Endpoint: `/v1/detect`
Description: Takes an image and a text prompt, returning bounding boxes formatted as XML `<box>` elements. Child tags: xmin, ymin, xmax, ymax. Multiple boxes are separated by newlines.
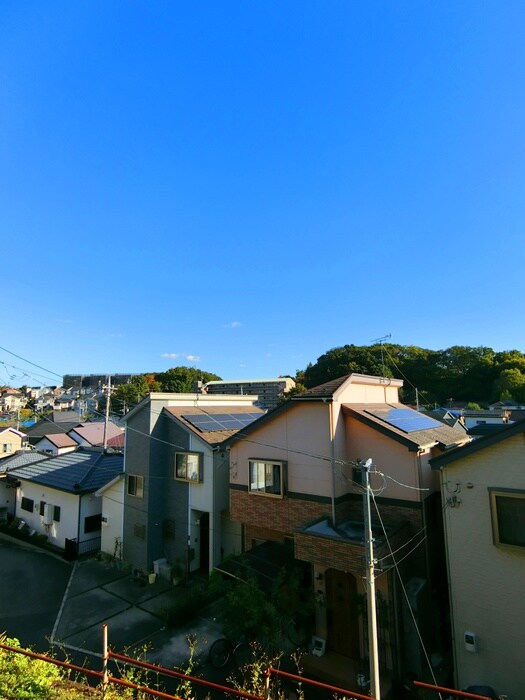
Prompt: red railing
<box><xmin>414</xmin><ymin>680</ymin><xmax>497</xmax><ymax>699</ymax></box>
<box><xmin>0</xmin><ymin>628</ymin><xmax>500</xmax><ymax>700</ymax></box>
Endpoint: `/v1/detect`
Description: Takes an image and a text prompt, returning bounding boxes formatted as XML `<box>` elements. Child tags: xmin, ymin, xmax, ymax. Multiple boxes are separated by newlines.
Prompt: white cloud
<box><xmin>185</xmin><ymin>354</ymin><xmax>201</xmax><ymax>362</ymax></box>
<box><xmin>161</xmin><ymin>353</ymin><xmax>180</xmax><ymax>359</ymax></box>
<box><xmin>223</xmin><ymin>321</ymin><xmax>242</xmax><ymax>329</ymax></box>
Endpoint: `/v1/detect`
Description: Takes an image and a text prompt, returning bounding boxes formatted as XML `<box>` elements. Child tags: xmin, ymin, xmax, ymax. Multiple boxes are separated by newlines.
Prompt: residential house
<box><xmin>226</xmin><ymin>373</ymin><xmax>470</xmax><ymax>686</ymax></box>
<box><xmin>68</xmin><ymin>421</ymin><xmax>124</xmax><ymax>448</ymax></box>
<box><xmin>122</xmin><ymin>392</ymin><xmax>265</xmax><ymax>578</ymax></box>
<box><xmin>95</xmin><ymin>474</ymin><xmax>124</xmax><ymax>559</ymax></box>
<box><xmin>430</xmin><ymin>420</ymin><xmax>525</xmax><ymax>698</ymax></box>
<box><xmin>461</xmin><ymin>409</ymin><xmax>510</xmax><ymax>431</ymax></box>
<box><xmin>0</xmin><ymin>391</ymin><xmax>26</xmax><ymax>413</ymax></box>
<box><xmin>0</xmin><ymin>450</ymin><xmax>48</xmax><ymax>519</ymax></box>
<box><xmin>33</xmin><ymin>433</ymin><xmax>79</xmax><ymax>456</ymax></box>
<box><xmin>0</xmin><ymin>427</ymin><xmax>27</xmax><ymax>458</ymax></box>
<box><xmin>11</xmin><ymin>448</ymin><xmax>124</xmax><ymax>554</ymax></box>
<box><xmin>25</xmin><ymin>412</ymin><xmax>81</xmax><ymax>447</ymax></box>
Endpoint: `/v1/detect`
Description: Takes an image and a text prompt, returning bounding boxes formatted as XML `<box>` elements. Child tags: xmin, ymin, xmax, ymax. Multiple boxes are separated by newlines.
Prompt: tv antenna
<box><xmin>370</xmin><ymin>333</ymin><xmax>391</xmax><ymax>376</ymax></box>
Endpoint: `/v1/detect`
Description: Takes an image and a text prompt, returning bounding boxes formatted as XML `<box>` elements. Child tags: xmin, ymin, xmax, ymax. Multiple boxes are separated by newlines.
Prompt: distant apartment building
<box><xmin>200</xmin><ymin>377</ymin><xmax>295</xmax><ymax>410</ymax></box>
<box><xmin>63</xmin><ymin>374</ymin><xmax>136</xmax><ymax>390</ymax></box>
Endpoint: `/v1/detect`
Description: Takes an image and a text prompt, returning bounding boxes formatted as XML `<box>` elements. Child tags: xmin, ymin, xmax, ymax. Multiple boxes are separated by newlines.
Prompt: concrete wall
<box><xmin>440</xmin><ymin>433</ymin><xmax>525</xmax><ymax>698</ymax></box>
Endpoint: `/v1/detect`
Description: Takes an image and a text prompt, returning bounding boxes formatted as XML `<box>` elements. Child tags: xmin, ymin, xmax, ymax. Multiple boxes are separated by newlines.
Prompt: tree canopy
<box><xmin>301</xmin><ymin>343</ymin><xmax>525</xmax><ymax>406</ymax></box>
<box><xmin>108</xmin><ymin>367</ymin><xmax>222</xmax><ymax>415</ymax></box>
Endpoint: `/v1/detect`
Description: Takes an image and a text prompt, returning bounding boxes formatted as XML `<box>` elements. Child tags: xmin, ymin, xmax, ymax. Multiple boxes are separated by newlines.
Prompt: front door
<box><xmin>325</xmin><ymin>568</ymin><xmax>360</xmax><ymax>658</ymax></box>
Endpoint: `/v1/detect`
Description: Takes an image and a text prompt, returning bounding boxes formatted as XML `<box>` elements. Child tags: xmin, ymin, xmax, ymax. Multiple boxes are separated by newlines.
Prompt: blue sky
<box><xmin>2</xmin><ymin>1</ymin><xmax>525</xmax><ymax>387</ymax></box>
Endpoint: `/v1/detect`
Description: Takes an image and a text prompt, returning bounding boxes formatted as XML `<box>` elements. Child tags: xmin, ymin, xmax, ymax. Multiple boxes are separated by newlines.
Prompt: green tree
<box><xmin>154</xmin><ymin>366</ymin><xmax>221</xmax><ymax>393</ymax></box>
<box><xmin>493</xmin><ymin>368</ymin><xmax>525</xmax><ymax>403</ymax></box>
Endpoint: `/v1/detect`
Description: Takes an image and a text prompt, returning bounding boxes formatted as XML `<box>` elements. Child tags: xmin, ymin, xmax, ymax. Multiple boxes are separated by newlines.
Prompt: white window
<box><xmin>175</xmin><ymin>452</ymin><xmax>202</xmax><ymax>482</ymax></box>
<box><xmin>127</xmin><ymin>474</ymin><xmax>144</xmax><ymax>498</ymax></box>
<box><xmin>489</xmin><ymin>488</ymin><xmax>525</xmax><ymax>549</ymax></box>
<box><xmin>249</xmin><ymin>460</ymin><xmax>286</xmax><ymax>497</ymax></box>
<box><xmin>2</xmin><ymin>443</ymin><xmax>12</xmax><ymax>453</ymax></box>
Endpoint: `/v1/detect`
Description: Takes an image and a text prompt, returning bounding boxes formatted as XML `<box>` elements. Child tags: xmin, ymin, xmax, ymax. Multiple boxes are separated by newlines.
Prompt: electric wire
<box><xmin>0</xmin><ymin>343</ymin><xmax>63</xmax><ymax>380</ymax></box>
<box><xmin>371</xmin><ymin>490</ymin><xmax>443</xmax><ymax>700</ymax></box>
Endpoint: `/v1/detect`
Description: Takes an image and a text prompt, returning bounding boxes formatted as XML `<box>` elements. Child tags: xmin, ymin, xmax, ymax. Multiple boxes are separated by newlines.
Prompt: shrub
<box><xmin>0</xmin><ymin>636</ymin><xmax>61</xmax><ymax>699</ymax></box>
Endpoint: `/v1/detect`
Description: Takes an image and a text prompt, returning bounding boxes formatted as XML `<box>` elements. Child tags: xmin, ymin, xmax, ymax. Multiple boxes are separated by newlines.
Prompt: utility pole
<box><xmin>361</xmin><ymin>457</ymin><xmax>381</xmax><ymax>700</ymax></box>
<box><xmin>103</xmin><ymin>376</ymin><xmax>111</xmax><ymax>450</ymax></box>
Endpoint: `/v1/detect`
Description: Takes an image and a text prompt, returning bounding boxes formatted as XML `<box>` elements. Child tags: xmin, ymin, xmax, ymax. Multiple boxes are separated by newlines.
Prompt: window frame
<box><xmin>127</xmin><ymin>474</ymin><xmax>144</xmax><ymax>498</ymax></box>
<box><xmin>84</xmin><ymin>514</ymin><xmax>102</xmax><ymax>534</ymax></box>
<box><xmin>489</xmin><ymin>487</ymin><xmax>525</xmax><ymax>551</ymax></box>
<box><xmin>21</xmin><ymin>496</ymin><xmax>34</xmax><ymax>513</ymax></box>
<box><xmin>174</xmin><ymin>452</ymin><xmax>203</xmax><ymax>483</ymax></box>
<box><xmin>248</xmin><ymin>459</ymin><xmax>287</xmax><ymax>498</ymax></box>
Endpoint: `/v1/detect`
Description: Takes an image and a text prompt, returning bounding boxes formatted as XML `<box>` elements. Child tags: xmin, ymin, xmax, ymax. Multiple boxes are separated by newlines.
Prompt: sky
<box><xmin>2</xmin><ymin>1</ymin><xmax>525</xmax><ymax>388</ymax></box>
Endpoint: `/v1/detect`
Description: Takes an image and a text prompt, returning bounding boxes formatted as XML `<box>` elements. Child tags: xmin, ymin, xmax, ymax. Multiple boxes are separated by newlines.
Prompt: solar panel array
<box><xmin>182</xmin><ymin>412</ymin><xmax>263</xmax><ymax>432</ymax></box>
<box><xmin>365</xmin><ymin>407</ymin><xmax>443</xmax><ymax>433</ymax></box>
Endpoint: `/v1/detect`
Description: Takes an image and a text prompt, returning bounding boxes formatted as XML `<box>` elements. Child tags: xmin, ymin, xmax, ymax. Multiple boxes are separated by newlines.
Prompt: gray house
<box><xmin>122</xmin><ymin>392</ymin><xmax>265</xmax><ymax>578</ymax></box>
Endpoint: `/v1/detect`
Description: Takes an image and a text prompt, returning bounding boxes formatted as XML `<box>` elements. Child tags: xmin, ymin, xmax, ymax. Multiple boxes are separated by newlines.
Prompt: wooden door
<box><xmin>325</xmin><ymin>568</ymin><xmax>360</xmax><ymax>658</ymax></box>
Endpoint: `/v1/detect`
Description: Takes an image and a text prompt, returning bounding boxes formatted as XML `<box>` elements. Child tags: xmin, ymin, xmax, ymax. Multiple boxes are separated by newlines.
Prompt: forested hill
<box><xmin>300</xmin><ymin>344</ymin><xmax>525</xmax><ymax>407</ymax></box>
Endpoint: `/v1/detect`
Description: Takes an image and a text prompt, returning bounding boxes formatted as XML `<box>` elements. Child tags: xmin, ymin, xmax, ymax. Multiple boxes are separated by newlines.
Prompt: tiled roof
<box><xmin>0</xmin><ymin>450</ymin><xmax>48</xmax><ymax>474</ymax></box>
<box><xmin>342</xmin><ymin>403</ymin><xmax>471</xmax><ymax>452</ymax></box>
<box><xmin>37</xmin><ymin>433</ymin><xmax>78</xmax><ymax>448</ymax></box>
<box><xmin>26</xmin><ymin>420</ymin><xmax>81</xmax><ymax>441</ymax></box>
<box><xmin>107</xmin><ymin>432</ymin><xmax>124</xmax><ymax>448</ymax></box>
<box><xmin>69</xmin><ymin>422</ymin><xmax>124</xmax><ymax>446</ymax></box>
<box><xmin>10</xmin><ymin>449</ymin><xmax>124</xmax><ymax>493</ymax></box>
<box><xmin>293</xmin><ymin>375</ymin><xmax>351</xmax><ymax>399</ymax></box>
<box><xmin>431</xmin><ymin>416</ymin><xmax>525</xmax><ymax>469</ymax></box>
<box><xmin>163</xmin><ymin>405</ymin><xmax>266</xmax><ymax>445</ymax></box>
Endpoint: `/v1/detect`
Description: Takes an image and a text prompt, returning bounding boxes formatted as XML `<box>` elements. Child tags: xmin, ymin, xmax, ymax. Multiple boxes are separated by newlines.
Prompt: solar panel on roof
<box><xmin>365</xmin><ymin>408</ymin><xmax>443</xmax><ymax>433</ymax></box>
<box><xmin>182</xmin><ymin>412</ymin><xmax>263</xmax><ymax>432</ymax></box>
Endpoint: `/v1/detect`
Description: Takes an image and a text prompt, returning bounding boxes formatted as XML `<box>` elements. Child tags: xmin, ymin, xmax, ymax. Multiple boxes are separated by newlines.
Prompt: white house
<box><xmin>11</xmin><ymin>448</ymin><xmax>123</xmax><ymax>554</ymax></box>
<box><xmin>33</xmin><ymin>433</ymin><xmax>79</xmax><ymax>456</ymax></box>
<box><xmin>95</xmin><ymin>474</ymin><xmax>124</xmax><ymax>559</ymax></box>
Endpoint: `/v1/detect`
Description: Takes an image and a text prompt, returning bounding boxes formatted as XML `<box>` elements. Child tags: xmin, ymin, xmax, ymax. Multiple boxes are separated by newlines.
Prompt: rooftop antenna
<box><xmin>370</xmin><ymin>334</ymin><xmax>391</xmax><ymax>377</ymax></box>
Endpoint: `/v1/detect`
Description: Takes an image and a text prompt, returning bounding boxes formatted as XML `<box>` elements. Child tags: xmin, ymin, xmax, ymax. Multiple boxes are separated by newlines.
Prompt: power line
<box><xmin>0</xmin><ymin>344</ymin><xmax>63</xmax><ymax>380</ymax></box>
<box><xmin>371</xmin><ymin>490</ymin><xmax>443</xmax><ymax>699</ymax></box>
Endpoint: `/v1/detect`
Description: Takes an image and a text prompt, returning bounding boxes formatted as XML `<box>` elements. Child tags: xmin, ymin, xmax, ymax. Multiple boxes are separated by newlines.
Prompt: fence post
<box><xmin>102</xmin><ymin>624</ymin><xmax>108</xmax><ymax>700</ymax></box>
<box><xmin>264</xmin><ymin>667</ymin><xmax>271</xmax><ymax>700</ymax></box>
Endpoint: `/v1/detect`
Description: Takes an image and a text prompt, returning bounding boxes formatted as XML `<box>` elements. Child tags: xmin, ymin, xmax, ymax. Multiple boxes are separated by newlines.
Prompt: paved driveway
<box><xmin>0</xmin><ymin>536</ymin><xmax>222</xmax><ymax>670</ymax></box>
<box><xmin>0</xmin><ymin>536</ymin><xmax>72</xmax><ymax>650</ymax></box>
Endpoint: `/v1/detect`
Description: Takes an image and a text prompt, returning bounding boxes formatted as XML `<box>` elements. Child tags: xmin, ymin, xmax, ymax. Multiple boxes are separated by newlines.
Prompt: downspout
<box><xmin>325</xmin><ymin>399</ymin><xmax>336</xmax><ymax>526</ymax></box>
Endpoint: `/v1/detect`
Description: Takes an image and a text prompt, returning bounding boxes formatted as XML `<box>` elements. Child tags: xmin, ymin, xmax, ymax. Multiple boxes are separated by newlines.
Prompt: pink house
<box><xmin>227</xmin><ymin>373</ymin><xmax>469</xmax><ymax>690</ymax></box>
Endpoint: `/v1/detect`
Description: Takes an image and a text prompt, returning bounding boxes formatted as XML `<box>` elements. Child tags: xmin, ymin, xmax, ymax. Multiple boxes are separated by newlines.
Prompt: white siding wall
<box><xmin>100</xmin><ymin>478</ymin><xmax>124</xmax><ymax>557</ymax></box>
<box><xmin>16</xmin><ymin>481</ymin><xmax>79</xmax><ymax>548</ymax></box>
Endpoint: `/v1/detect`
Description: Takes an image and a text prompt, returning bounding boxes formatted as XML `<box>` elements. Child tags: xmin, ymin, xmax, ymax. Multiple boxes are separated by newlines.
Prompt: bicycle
<box><xmin>208</xmin><ymin>635</ymin><xmax>251</xmax><ymax>669</ymax></box>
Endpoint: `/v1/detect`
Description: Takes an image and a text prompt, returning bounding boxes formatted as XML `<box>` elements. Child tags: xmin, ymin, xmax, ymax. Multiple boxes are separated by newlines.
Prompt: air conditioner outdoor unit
<box><xmin>43</xmin><ymin>504</ymin><xmax>53</xmax><ymax>526</ymax></box>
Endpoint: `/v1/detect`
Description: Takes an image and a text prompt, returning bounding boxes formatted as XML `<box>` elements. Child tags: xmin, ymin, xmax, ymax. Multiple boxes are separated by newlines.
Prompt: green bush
<box><xmin>0</xmin><ymin>636</ymin><xmax>61</xmax><ymax>699</ymax></box>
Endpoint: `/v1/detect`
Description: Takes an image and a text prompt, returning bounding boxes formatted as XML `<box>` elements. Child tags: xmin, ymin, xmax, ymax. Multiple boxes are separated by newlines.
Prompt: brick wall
<box><xmin>231</xmin><ymin>489</ymin><xmax>331</xmax><ymax>537</ymax></box>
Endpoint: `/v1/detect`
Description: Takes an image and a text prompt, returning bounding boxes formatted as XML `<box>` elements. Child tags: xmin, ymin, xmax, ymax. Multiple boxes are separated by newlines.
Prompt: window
<box><xmin>175</xmin><ymin>452</ymin><xmax>202</xmax><ymax>482</ymax></box>
<box><xmin>163</xmin><ymin>518</ymin><xmax>175</xmax><ymax>540</ymax></box>
<box><xmin>53</xmin><ymin>505</ymin><xmax>61</xmax><ymax>522</ymax></box>
<box><xmin>490</xmin><ymin>488</ymin><xmax>525</xmax><ymax>549</ymax></box>
<box><xmin>84</xmin><ymin>514</ymin><xmax>102</xmax><ymax>533</ymax></box>
<box><xmin>127</xmin><ymin>474</ymin><xmax>144</xmax><ymax>498</ymax></box>
<box><xmin>2</xmin><ymin>443</ymin><xmax>12</xmax><ymax>453</ymax></box>
<box><xmin>39</xmin><ymin>501</ymin><xmax>46</xmax><ymax>516</ymax></box>
<box><xmin>134</xmin><ymin>522</ymin><xmax>146</xmax><ymax>540</ymax></box>
<box><xmin>21</xmin><ymin>496</ymin><xmax>34</xmax><ymax>512</ymax></box>
<box><xmin>249</xmin><ymin>460</ymin><xmax>287</xmax><ymax>497</ymax></box>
